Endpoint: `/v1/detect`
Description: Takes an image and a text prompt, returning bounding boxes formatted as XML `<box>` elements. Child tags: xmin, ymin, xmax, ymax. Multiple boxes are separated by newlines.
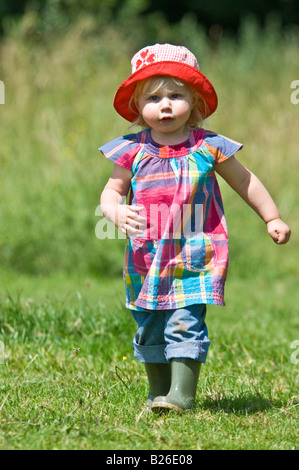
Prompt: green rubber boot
<box><xmin>151</xmin><ymin>358</ymin><xmax>201</xmax><ymax>413</ymax></box>
<box><xmin>144</xmin><ymin>363</ymin><xmax>171</xmax><ymax>409</ymax></box>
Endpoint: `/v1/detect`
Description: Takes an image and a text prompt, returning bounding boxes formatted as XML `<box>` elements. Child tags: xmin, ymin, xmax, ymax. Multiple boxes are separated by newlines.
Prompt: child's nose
<box><xmin>160</xmin><ymin>97</ymin><xmax>172</xmax><ymax>109</ymax></box>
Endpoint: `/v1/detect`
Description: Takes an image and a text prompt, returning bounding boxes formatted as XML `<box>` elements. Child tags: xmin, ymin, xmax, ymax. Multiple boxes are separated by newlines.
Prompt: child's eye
<box><xmin>148</xmin><ymin>95</ymin><xmax>159</xmax><ymax>101</ymax></box>
<box><xmin>171</xmin><ymin>93</ymin><xmax>181</xmax><ymax>99</ymax></box>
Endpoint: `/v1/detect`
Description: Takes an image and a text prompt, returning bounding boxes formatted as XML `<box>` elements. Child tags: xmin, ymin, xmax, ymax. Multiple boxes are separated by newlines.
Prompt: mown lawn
<box><xmin>0</xmin><ymin>271</ymin><xmax>298</xmax><ymax>450</ymax></box>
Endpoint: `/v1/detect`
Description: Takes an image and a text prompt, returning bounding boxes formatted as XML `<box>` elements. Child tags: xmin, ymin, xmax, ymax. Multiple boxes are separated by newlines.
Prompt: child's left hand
<box><xmin>267</xmin><ymin>218</ymin><xmax>291</xmax><ymax>244</ymax></box>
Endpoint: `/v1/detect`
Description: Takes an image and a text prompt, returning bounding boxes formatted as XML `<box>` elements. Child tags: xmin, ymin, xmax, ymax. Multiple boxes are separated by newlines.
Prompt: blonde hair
<box><xmin>129</xmin><ymin>76</ymin><xmax>209</xmax><ymax>129</ymax></box>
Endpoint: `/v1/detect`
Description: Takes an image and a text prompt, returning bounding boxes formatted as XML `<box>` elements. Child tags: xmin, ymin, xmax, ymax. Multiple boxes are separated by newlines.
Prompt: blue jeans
<box><xmin>131</xmin><ymin>304</ymin><xmax>210</xmax><ymax>364</ymax></box>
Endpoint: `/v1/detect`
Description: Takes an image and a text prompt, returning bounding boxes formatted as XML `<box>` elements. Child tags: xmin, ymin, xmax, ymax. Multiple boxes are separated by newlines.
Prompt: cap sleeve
<box><xmin>99</xmin><ymin>133</ymin><xmax>141</xmax><ymax>171</ymax></box>
<box><xmin>203</xmin><ymin>130</ymin><xmax>243</xmax><ymax>164</ymax></box>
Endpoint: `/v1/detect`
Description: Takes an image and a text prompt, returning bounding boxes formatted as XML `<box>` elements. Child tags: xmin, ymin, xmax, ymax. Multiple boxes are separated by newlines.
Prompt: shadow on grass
<box><xmin>198</xmin><ymin>393</ymin><xmax>283</xmax><ymax>415</ymax></box>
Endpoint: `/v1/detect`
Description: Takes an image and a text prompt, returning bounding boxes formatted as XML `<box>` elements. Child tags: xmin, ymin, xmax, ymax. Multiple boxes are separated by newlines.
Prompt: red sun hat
<box><xmin>113</xmin><ymin>43</ymin><xmax>218</xmax><ymax>122</ymax></box>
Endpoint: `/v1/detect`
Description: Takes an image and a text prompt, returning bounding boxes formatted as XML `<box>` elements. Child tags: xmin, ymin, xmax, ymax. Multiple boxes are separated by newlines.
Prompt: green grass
<box><xmin>0</xmin><ymin>275</ymin><xmax>298</xmax><ymax>450</ymax></box>
<box><xmin>0</xmin><ymin>17</ymin><xmax>298</xmax><ymax>449</ymax></box>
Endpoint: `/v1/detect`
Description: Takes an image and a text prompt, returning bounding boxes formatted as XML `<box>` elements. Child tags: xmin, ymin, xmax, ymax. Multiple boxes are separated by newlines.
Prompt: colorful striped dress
<box><xmin>99</xmin><ymin>128</ymin><xmax>242</xmax><ymax>311</ymax></box>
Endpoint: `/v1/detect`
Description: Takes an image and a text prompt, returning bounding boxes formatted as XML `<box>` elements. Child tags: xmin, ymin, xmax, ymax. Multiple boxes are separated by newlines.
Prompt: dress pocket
<box><xmin>181</xmin><ymin>233</ymin><xmax>215</xmax><ymax>272</ymax></box>
<box><xmin>131</xmin><ymin>238</ymin><xmax>159</xmax><ymax>276</ymax></box>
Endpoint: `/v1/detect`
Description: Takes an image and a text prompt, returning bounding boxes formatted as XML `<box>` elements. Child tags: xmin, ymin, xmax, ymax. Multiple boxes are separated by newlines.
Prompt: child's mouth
<box><xmin>160</xmin><ymin>117</ymin><xmax>173</xmax><ymax>123</ymax></box>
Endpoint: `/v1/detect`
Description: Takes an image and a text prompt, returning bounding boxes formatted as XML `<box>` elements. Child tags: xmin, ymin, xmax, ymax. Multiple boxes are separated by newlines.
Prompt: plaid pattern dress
<box><xmin>99</xmin><ymin>128</ymin><xmax>242</xmax><ymax>310</ymax></box>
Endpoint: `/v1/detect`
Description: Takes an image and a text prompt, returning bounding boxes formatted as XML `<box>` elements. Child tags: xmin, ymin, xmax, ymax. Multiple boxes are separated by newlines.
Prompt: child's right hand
<box><xmin>117</xmin><ymin>205</ymin><xmax>146</xmax><ymax>237</ymax></box>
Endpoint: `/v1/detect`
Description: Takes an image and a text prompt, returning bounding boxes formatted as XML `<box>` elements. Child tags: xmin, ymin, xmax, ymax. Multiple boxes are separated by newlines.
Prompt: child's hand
<box><xmin>117</xmin><ymin>205</ymin><xmax>146</xmax><ymax>237</ymax></box>
<box><xmin>267</xmin><ymin>218</ymin><xmax>291</xmax><ymax>244</ymax></box>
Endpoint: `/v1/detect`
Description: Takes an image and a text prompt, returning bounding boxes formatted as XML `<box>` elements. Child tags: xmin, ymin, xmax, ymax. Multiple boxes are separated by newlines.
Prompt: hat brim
<box><xmin>113</xmin><ymin>61</ymin><xmax>218</xmax><ymax>122</ymax></box>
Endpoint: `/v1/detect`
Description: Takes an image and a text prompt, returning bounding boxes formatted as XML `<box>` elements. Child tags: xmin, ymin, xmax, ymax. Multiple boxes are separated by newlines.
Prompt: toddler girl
<box><xmin>99</xmin><ymin>44</ymin><xmax>291</xmax><ymax>413</ymax></box>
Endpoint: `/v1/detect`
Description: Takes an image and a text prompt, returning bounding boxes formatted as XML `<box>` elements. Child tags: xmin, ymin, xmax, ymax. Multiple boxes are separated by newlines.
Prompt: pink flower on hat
<box><xmin>135</xmin><ymin>49</ymin><xmax>156</xmax><ymax>70</ymax></box>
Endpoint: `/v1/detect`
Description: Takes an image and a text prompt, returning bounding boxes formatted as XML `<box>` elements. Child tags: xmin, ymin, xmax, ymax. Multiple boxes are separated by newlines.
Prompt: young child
<box><xmin>99</xmin><ymin>44</ymin><xmax>291</xmax><ymax>413</ymax></box>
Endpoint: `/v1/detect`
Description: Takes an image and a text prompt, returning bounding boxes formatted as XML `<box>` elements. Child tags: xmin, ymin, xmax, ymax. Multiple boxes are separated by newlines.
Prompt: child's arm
<box><xmin>215</xmin><ymin>156</ymin><xmax>291</xmax><ymax>244</ymax></box>
<box><xmin>100</xmin><ymin>164</ymin><xmax>146</xmax><ymax>237</ymax></box>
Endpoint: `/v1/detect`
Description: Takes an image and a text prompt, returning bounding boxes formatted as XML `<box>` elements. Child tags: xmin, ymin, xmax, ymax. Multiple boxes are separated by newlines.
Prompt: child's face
<box><xmin>137</xmin><ymin>80</ymin><xmax>196</xmax><ymax>144</ymax></box>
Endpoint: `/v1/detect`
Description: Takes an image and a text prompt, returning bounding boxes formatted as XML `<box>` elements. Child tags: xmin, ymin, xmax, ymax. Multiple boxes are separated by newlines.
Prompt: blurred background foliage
<box><xmin>1</xmin><ymin>0</ymin><xmax>299</xmax><ymax>42</ymax></box>
<box><xmin>0</xmin><ymin>1</ymin><xmax>298</xmax><ymax>281</ymax></box>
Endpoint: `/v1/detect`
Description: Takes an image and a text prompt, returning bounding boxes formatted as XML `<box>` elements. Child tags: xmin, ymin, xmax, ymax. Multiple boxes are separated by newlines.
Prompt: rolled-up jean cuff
<box><xmin>132</xmin><ymin>338</ymin><xmax>210</xmax><ymax>364</ymax></box>
<box><xmin>132</xmin><ymin>338</ymin><xmax>168</xmax><ymax>363</ymax></box>
<box><xmin>165</xmin><ymin>340</ymin><xmax>210</xmax><ymax>363</ymax></box>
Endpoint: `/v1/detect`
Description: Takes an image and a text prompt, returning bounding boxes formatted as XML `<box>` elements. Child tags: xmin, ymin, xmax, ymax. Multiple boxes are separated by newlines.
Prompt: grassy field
<box><xmin>0</xmin><ymin>17</ymin><xmax>298</xmax><ymax>450</ymax></box>
<box><xmin>0</xmin><ymin>274</ymin><xmax>298</xmax><ymax>450</ymax></box>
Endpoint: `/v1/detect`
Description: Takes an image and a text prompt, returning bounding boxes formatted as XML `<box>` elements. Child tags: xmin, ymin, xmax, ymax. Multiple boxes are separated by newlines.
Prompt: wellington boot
<box><xmin>151</xmin><ymin>358</ymin><xmax>201</xmax><ymax>413</ymax></box>
<box><xmin>144</xmin><ymin>363</ymin><xmax>171</xmax><ymax>409</ymax></box>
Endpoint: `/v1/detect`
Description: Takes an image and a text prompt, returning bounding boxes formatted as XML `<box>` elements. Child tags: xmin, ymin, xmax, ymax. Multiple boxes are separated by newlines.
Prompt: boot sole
<box><xmin>151</xmin><ymin>399</ymin><xmax>194</xmax><ymax>413</ymax></box>
<box><xmin>151</xmin><ymin>401</ymin><xmax>184</xmax><ymax>413</ymax></box>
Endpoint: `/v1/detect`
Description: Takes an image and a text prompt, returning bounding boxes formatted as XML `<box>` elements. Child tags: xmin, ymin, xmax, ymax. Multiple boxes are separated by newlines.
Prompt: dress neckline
<box><xmin>142</xmin><ymin>128</ymin><xmax>205</xmax><ymax>158</ymax></box>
